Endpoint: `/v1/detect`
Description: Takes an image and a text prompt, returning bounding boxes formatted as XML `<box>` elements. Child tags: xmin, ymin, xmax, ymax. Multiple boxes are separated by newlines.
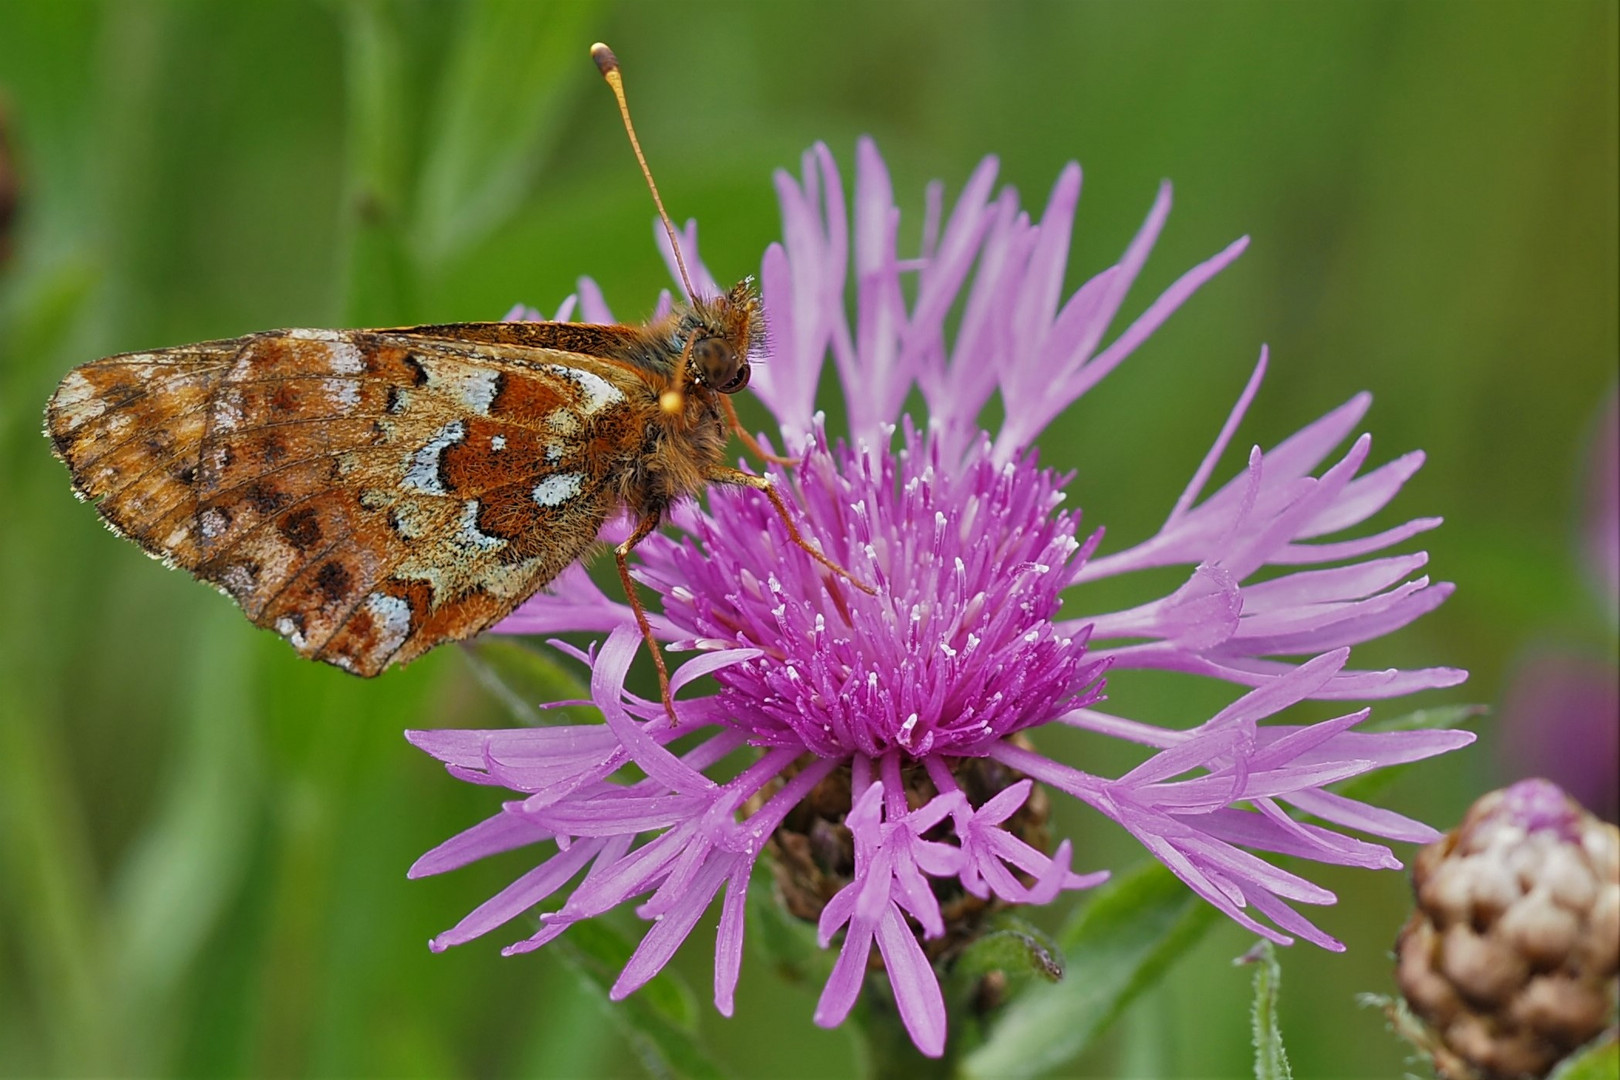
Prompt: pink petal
<box><xmin>876</xmin><ymin>903</ymin><xmax>949</xmax><ymax>1058</ymax></box>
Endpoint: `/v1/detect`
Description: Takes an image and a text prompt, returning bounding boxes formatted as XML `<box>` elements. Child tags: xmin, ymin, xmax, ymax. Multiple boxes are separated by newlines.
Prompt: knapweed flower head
<box><xmin>409</xmin><ymin>139</ymin><xmax>1472</xmax><ymax>1057</ymax></box>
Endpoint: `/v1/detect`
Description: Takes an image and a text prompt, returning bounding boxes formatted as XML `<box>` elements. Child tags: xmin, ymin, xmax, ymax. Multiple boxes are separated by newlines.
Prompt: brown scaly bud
<box><xmin>1395</xmin><ymin>778</ymin><xmax>1619</xmax><ymax>1079</ymax></box>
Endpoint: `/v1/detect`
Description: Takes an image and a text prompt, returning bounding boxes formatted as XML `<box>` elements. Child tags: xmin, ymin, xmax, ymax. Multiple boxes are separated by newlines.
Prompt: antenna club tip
<box><xmin>590</xmin><ymin>43</ymin><xmax>619</xmax><ymax>77</ymax></box>
<box><xmin>659</xmin><ymin>389</ymin><xmax>684</xmax><ymax>415</ymax></box>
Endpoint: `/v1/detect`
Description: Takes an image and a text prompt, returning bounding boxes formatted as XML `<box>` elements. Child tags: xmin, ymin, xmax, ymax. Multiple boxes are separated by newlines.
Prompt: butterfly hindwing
<box><xmin>46</xmin><ymin>326</ymin><xmax>658</xmax><ymax>675</ymax></box>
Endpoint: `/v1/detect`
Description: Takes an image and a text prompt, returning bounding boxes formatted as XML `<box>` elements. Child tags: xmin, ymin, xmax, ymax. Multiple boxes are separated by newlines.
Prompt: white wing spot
<box><xmin>364</xmin><ymin>592</ymin><xmax>412</xmax><ymax>656</ymax></box>
<box><xmin>220</xmin><ymin>564</ymin><xmax>255</xmax><ymax>597</ymax></box>
<box><xmin>545</xmin><ymin>365</ymin><xmax>624</xmax><ymax>415</ymax></box>
<box><xmin>327</xmin><ymin>341</ymin><xmax>364</xmax><ymax>374</ymax></box>
<box><xmin>200</xmin><ymin>508</ymin><xmax>228</xmax><ymax>540</ymax></box>
<box><xmin>490</xmin><ymin>434</ymin><xmax>506</xmax><ymax>451</ymax></box>
<box><xmin>532</xmin><ymin>473</ymin><xmax>583</xmax><ymax>508</ymax></box>
<box><xmin>210</xmin><ymin>391</ymin><xmax>244</xmax><ymax>432</ymax></box>
<box><xmin>545</xmin><ymin>411</ymin><xmax>579</xmax><ymax>436</ymax></box>
<box><xmin>419</xmin><ymin>357</ymin><xmax>500</xmax><ymax>415</ymax></box>
<box><xmin>403</xmin><ymin>420</ymin><xmax>465</xmax><ymax>495</ymax></box>
<box><xmin>274</xmin><ymin>617</ymin><xmax>308</xmax><ymax>649</ymax></box>
<box><xmin>324</xmin><ymin>378</ymin><xmax>361</xmax><ymax>410</ymax></box>
<box><xmin>454</xmin><ymin>500</ymin><xmax>505</xmax><ymax>553</ymax></box>
<box><xmin>543</xmin><ymin>439</ymin><xmax>565</xmax><ymax>463</ymax></box>
<box><xmin>51</xmin><ymin>370</ymin><xmax>105</xmax><ymax>429</ymax></box>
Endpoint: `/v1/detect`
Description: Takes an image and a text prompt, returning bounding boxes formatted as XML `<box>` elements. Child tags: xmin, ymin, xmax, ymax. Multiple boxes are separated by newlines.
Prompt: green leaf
<box><xmin>1238</xmin><ymin>939</ymin><xmax>1292</xmax><ymax>1080</ymax></box>
<box><xmin>554</xmin><ymin>918</ymin><xmax>727</xmax><ymax>1080</ymax></box>
<box><xmin>1548</xmin><ymin>1034</ymin><xmax>1619</xmax><ymax>1080</ymax></box>
<box><xmin>412</xmin><ymin>0</ymin><xmax>599</xmax><ymax>265</ymax></box>
<box><xmin>1361</xmin><ymin>704</ymin><xmax>1489</xmax><ymax>735</ymax></box>
<box><xmin>950</xmin><ymin>915</ymin><xmax>1064</xmax><ymax>989</ymax></box>
<box><xmin>959</xmin><ymin>861</ymin><xmax>1218</xmax><ymax>1080</ymax></box>
<box><xmin>459</xmin><ymin>637</ymin><xmax>598</xmax><ymax>725</ymax></box>
<box><xmin>1332</xmin><ymin>704</ymin><xmax>1487</xmax><ymax>803</ymax></box>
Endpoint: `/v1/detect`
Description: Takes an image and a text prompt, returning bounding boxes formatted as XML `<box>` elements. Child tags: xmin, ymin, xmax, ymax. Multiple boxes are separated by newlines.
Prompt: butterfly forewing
<box><xmin>47</xmin><ymin>327</ymin><xmax>654</xmax><ymax>675</ymax></box>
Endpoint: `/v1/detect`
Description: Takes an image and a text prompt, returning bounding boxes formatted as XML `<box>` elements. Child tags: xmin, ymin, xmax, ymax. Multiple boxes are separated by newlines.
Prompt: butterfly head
<box><xmin>666</xmin><ymin>278</ymin><xmax>763</xmax><ymax>412</ymax></box>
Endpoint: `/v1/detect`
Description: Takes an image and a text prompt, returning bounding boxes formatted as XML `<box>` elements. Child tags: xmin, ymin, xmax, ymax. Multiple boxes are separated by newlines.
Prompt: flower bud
<box><xmin>1395</xmin><ymin>779</ymin><xmax>1619</xmax><ymax>1078</ymax></box>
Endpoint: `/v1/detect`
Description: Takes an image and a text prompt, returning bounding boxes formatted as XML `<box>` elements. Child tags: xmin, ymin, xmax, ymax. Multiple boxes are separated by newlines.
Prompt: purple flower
<box><xmin>408</xmin><ymin>139</ymin><xmax>1471</xmax><ymax>1057</ymax></box>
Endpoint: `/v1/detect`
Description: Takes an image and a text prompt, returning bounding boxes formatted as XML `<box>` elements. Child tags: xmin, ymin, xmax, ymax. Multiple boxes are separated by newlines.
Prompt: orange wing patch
<box><xmin>46</xmin><ymin>329</ymin><xmax>652</xmax><ymax>675</ymax></box>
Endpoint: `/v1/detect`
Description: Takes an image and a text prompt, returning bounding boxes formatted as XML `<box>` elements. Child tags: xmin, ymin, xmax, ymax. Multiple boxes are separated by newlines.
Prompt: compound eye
<box><xmin>692</xmin><ymin>337</ymin><xmax>739</xmax><ymax>388</ymax></box>
<box><xmin>718</xmin><ymin>363</ymin><xmax>751</xmax><ymax>394</ymax></box>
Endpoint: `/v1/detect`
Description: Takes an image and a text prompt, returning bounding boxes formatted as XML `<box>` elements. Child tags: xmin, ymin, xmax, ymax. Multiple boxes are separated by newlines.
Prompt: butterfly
<box><xmin>44</xmin><ymin>43</ymin><xmax>865</xmax><ymax>715</ymax></box>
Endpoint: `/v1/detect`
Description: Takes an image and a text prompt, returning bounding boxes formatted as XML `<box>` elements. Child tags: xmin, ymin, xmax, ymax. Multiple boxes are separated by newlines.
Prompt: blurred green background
<box><xmin>1</xmin><ymin>2</ymin><xmax>1614</xmax><ymax>1077</ymax></box>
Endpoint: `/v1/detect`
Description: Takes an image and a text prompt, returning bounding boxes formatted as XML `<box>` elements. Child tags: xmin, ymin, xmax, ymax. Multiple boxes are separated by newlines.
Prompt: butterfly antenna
<box><xmin>592</xmin><ymin>43</ymin><xmax>699</xmax><ymax>307</ymax></box>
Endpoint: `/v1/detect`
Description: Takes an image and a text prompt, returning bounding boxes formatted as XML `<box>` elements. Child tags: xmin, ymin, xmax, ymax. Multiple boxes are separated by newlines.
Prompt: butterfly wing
<box><xmin>46</xmin><ymin>327</ymin><xmax>655</xmax><ymax>675</ymax></box>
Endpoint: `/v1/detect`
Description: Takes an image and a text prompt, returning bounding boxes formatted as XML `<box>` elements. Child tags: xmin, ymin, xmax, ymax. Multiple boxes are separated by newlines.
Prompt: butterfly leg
<box><xmin>705</xmin><ymin>466</ymin><xmax>877</xmax><ymax>596</ymax></box>
<box><xmin>615</xmin><ymin>511</ymin><xmax>679</xmax><ymax>723</ymax></box>
<box><xmin>719</xmin><ymin>394</ymin><xmax>800</xmax><ymax>467</ymax></box>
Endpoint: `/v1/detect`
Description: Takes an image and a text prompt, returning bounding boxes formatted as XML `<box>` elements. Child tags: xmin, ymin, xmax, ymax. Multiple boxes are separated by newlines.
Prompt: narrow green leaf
<box><xmin>1238</xmin><ymin>940</ymin><xmax>1292</xmax><ymax>1080</ymax></box>
<box><xmin>1332</xmin><ymin>704</ymin><xmax>1486</xmax><ymax>803</ymax></box>
<box><xmin>959</xmin><ymin>861</ymin><xmax>1218</xmax><ymax>1080</ymax></box>
<box><xmin>338</xmin><ymin>0</ymin><xmax>417</xmax><ymax>325</ymax></box>
<box><xmin>0</xmin><ymin>679</ymin><xmax>111</xmax><ymax>1073</ymax></box>
<box><xmin>107</xmin><ymin>606</ymin><xmax>261</xmax><ymax>1070</ymax></box>
<box><xmin>1361</xmin><ymin>704</ymin><xmax>1488</xmax><ymax>735</ymax></box>
<box><xmin>341</xmin><ymin>1</ymin><xmax>409</xmax><ymax>212</ymax></box>
<box><xmin>459</xmin><ymin>637</ymin><xmax>598</xmax><ymax>725</ymax></box>
<box><xmin>412</xmin><ymin>0</ymin><xmax>599</xmax><ymax>265</ymax></box>
<box><xmin>554</xmin><ymin>918</ymin><xmax>727</xmax><ymax>1080</ymax></box>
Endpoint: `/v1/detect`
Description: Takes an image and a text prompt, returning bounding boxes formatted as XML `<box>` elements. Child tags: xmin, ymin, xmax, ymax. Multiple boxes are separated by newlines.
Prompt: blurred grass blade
<box><xmin>0</xmin><ymin>257</ymin><xmax>98</xmax><ymax>443</ymax></box>
<box><xmin>0</xmin><ymin>680</ymin><xmax>110</xmax><ymax>1073</ymax></box>
<box><xmin>515</xmin><ymin>967</ymin><xmax>620</xmax><ymax>1079</ymax></box>
<box><xmin>412</xmin><ymin>0</ymin><xmax>598</xmax><ymax>266</ymax></box>
<box><xmin>1238</xmin><ymin>939</ymin><xmax>1292</xmax><ymax>1080</ymax></box>
<box><xmin>959</xmin><ymin>861</ymin><xmax>1217</xmax><ymax>1080</ymax></box>
<box><xmin>460</xmin><ymin>637</ymin><xmax>598</xmax><ymax>725</ymax></box>
<box><xmin>339</xmin><ymin>0</ymin><xmax>417</xmax><ymax>325</ymax></box>
<box><xmin>555</xmin><ymin>918</ymin><xmax>728</xmax><ymax>1080</ymax></box>
<box><xmin>107</xmin><ymin>606</ymin><xmax>260</xmax><ymax>1071</ymax></box>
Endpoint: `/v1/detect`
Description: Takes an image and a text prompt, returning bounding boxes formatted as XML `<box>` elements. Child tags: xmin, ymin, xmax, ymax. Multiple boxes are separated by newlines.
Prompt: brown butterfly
<box><xmin>44</xmin><ymin>43</ymin><xmax>864</xmax><ymax>715</ymax></box>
